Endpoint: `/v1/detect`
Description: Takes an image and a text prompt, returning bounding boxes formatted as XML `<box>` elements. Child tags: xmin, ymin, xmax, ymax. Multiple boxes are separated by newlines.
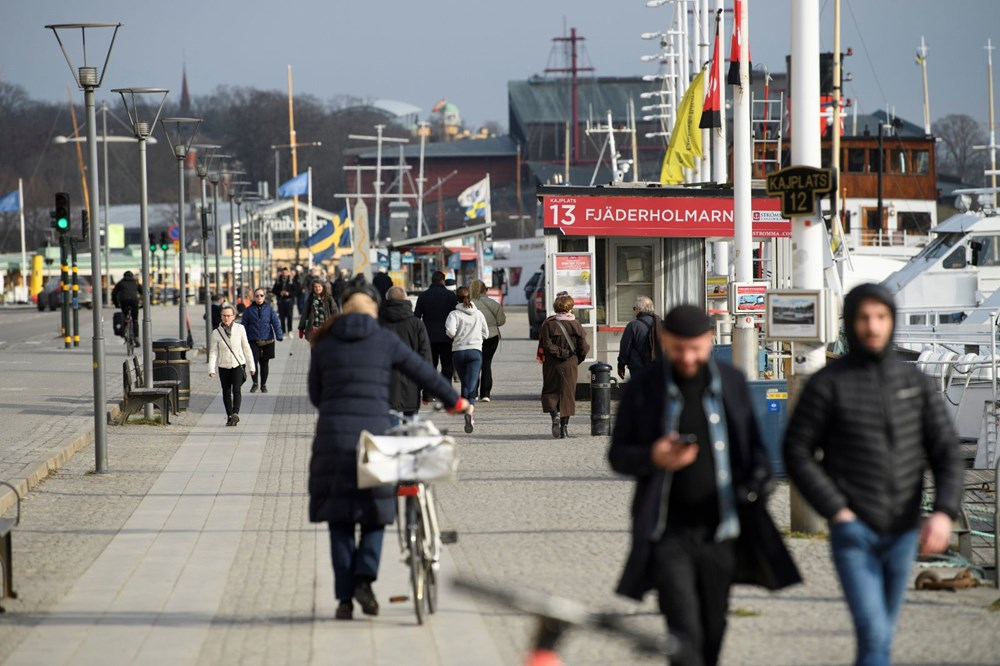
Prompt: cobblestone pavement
<box><xmin>1</xmin><ymin>310</ymin><xmax>998</xmax><ymax>665</ymax></box>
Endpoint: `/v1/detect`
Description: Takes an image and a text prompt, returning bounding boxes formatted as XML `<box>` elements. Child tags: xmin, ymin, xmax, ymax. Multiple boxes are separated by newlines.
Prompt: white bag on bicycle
<box><xmin>356</xmin><ymin>430</ymin><xmax>458</xmax><ymax>489</ymax></box>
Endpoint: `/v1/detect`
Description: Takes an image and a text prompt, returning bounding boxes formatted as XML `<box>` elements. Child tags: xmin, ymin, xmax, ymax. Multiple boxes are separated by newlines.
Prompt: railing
<box><xmin>851</xmin><ymin>229</ymin><xmax>931</xmax><ymax>248</ymax></box>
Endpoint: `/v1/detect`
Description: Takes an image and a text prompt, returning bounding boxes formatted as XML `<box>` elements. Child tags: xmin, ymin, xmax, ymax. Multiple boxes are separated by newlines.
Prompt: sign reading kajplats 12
<box><xmin>542</xmin><ymin>194</ymin><xmax>790</xmax><ymax>238</ymax></box>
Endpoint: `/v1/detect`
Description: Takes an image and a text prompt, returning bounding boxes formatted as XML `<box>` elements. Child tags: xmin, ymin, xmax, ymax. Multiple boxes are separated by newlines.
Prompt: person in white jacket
<box><xmin>208</xmin><ymin>304</ymin><xmax>256</xmax><ymax>426</ymax></box>
<box><xmin>445</xmin><ymin>286</ymin><xmax>489</xmax><ymax>433</ymax></box>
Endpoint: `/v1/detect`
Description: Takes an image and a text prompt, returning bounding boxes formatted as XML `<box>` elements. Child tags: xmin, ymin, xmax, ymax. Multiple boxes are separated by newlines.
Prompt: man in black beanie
<box><xmin>609</xmin><ymin>304</ymin><xmax>800</xmax><ymax>666</ymax></box>
<box><xmin>783</xmin><ymin>283</ymin><xmax>962</xmax><ymax>666</ymax></box>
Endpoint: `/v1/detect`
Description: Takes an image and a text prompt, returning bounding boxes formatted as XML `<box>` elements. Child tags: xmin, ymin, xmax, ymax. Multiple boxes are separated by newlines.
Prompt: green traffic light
<box><xmin>56</xmin><ymin>217</ymin><xmax>69</xmax><ymax>231</ymax></box>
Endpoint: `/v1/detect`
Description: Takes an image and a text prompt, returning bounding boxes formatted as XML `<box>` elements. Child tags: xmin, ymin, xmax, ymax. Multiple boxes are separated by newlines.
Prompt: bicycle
<box><xmin>121</xmin><ymin>309</ymin><xmax>136</xmax><ymax>357</ymax></box>
<box><xmin>452</xmin><ymin>577</ymin><xmax>677</xmax><ymax>665</ymax></box>
<box><xmin>383</xmin><ymin>409</ymin><xmax>457</xmax><ymax>625</ymax></box>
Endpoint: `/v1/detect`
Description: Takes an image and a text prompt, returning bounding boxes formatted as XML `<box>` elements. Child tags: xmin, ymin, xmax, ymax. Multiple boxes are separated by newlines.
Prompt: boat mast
<box><xmin>987</xmin><ymin>39</ymin><xmax>997</xmax><ymax>205</ymax></box>
<box><xmin>918</xmin><ymin>36</ymin><xmax>931</xmax><ymax>136</ymax></box>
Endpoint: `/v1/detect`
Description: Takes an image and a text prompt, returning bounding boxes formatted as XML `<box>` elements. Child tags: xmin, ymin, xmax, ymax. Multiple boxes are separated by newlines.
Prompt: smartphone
<box><xmin>675</xmin><ymin>433</ymin><xmax>698</xmax><ymax>446</ymax></box>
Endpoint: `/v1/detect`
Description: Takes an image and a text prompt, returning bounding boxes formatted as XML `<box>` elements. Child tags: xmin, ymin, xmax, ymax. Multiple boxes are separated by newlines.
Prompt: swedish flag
<box><xmin>307</xmin><ymin>220</ymin><xmax>337</xmax><ymax>263</ymax></box>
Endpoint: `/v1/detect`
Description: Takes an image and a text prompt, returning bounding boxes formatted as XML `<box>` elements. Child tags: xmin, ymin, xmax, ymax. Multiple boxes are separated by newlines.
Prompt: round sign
<box><xmin>168</xmin><ymin>224</ymin><xmax>180</xmax><ymax>240</ymax></box>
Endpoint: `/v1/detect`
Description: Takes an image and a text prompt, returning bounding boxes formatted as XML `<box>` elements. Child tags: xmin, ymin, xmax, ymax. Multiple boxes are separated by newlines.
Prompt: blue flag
<box><xmin>0</xmin><ymin>189</ymin><xmax>19</xmax><ymax>213</ymax></box>
<box><xmin>278</xmin><ymin>173</ymin><xmax>309</xmax><ymax>198</ymax></box>
<box><xmin>307</xmin><ymin>220</ymin><xmax>337</xmax><ymax>262</ymax></box>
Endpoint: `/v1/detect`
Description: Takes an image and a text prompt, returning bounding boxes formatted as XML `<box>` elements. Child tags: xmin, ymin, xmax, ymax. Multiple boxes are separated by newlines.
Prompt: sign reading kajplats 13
<box><xmin>765</xmin><ymin>166</ymin><xmax>834</xmax><ymax>217</ymax></box>
<box><xmin>542</xmin><ymin>194</ymin><xmax>790</xmax><ymax>237</ymax></box>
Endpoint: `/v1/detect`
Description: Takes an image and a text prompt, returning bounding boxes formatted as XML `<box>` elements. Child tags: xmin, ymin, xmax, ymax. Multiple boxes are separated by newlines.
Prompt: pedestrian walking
<box><xmin>210</xmin><ymin>293</ymin><xmax>224</xmax><ymax>331</ymax></box>
<box><xmin>445</xmin><ymin>286</ymin><xmax>489</xmax><ymax>434</ymax></box>
<box><xmin>379</xmin><ymin>285</ymin><xmax>432</xmax><ymax>419</ymax></box>
<box><xmin>538</xmin><ymin>294</ymin><xmax>589</xmax><ymax>438</ymax></box>
<box><xmin>271</xmin><ymin>266</ymin><xmax>299</xmax><ymax>335</ymax></box>
<box><xmin>243</xmin><ymin>287</ymin><xmax>284</xmax><ymax>394</ymax></box>
<box><xmin>308</xmin><ymin>276</ymin><xmax>470</xmax><ymax>621</ymax></box>
<box><xmin>414</xmin><ymin>271</ymin><xmax>458</xmax><ymax>398</ymax></box>
<box><xmin>783</xmin><ymin>283</ymin><xmax>963</xmax><ymax>666</ymax></box>
<box><xmin>470</xmin><ymin>279</ymin><xmax>506</xmax><ymax>402</ymax></box>
<box><xmin>609</xmin><ymin>304</ymin><xmax>800</xmax><ymax>666</ymax></box>
<box><xmin>617</xmin><ymin>295</ymin><xmax>661</xmax><ymax>380</ymax></box>
<box><xmin>299</xmin><ymin>278</ymin><xmax>337</xmax><ymax>342</ymax></box>
<box><xmin>372</xmin><ymin>269</ymin><xmax>393</xmax><ymax>303</ymax></box>
<box><xmin>331</xmin><ymin>268</ymin><xmax>350</xmax><ymax>307</ymax></box>
<box><xmin>208</xmin><ymin>304</ymin><xmax>256</xmax><ymax>426</ymax></box>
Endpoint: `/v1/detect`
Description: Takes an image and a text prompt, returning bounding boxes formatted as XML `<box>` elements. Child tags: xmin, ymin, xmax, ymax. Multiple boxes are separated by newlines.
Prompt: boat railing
<box><xmin>850</xmin><ymin>229</ymin><xmax>931</xmax><ymax>249</ymax></box>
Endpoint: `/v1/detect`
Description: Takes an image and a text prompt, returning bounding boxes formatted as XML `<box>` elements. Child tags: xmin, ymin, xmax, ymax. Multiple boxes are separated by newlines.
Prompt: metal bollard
<box><xmin>590</xmin><ymin>362</ymin><xmax>613</xmax><ymax>436</ymax></box>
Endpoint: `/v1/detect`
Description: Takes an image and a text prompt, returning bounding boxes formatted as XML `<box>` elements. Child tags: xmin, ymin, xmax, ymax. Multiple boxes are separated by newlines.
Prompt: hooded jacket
<box><xmin>307</xmin><ymin>313</ymin><xmax>459</xmax><ymax>525</ymax></box>
<box><xmin>445</xmin><ymin>303</ymin><xmax>489</xmax><ymax>352</ymax></box>
<box><xmin>782</xmin><ymin>283</ymin><xmax>963</xmax><ymax>534</ymax></box>
<box><xmin>379</xmin><ymin>298</ymin><xmax>432</xmax><ymax>413</ymax></box>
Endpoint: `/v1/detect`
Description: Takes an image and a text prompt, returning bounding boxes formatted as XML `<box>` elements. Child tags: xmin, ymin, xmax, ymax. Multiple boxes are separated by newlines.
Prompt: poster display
<box><xmin>551</xmin><ymin>253</ymin><xmax>594</xmax><ymax>308</ymax></box>
<box><xmin>733</xmin><ymin>282</ymin><xmax>768</xmax><ymax>314</ymax></box>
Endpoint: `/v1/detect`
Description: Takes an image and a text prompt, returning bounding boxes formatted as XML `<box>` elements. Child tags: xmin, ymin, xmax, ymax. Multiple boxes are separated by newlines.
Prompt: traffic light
<box><xmin>149</xmin><ymin>234</ymin><xmax>157</xmax><ymax>253</ymax></box>
<box><xmin>53</xmin><ymin>192</ymin><xmax>70</xmax><ymax>233</ymax></box>
<box><xmin>160</xmin><ymin>232</ymin><xmax>169</xmax><ymax>252</ymax></box>
<box><xmin>81</xmin><ymin>209</ymin><xmax>89</xmax><ymax>242</ymax></box>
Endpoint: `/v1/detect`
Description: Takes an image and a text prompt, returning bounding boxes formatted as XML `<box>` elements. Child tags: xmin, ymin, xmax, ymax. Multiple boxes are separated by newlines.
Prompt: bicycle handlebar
<box><xmin>451</xmin><ymin>577</ymin><xmax>676</xmax><ymax>657</ymax></box>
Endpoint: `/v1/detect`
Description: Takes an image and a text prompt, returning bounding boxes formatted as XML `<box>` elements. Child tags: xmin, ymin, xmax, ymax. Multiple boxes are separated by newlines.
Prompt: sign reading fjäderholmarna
<box><xmin>765</xmin><ymin>166</ymin><xmax>833</xmax><ymax>217</ymax></box>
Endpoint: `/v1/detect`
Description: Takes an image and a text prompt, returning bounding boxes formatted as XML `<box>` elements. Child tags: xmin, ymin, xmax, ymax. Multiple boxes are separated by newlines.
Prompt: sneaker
<box><xmin>226</xmin><ymin>416</ymin><xmax>234</xmax><ymax>427</ymax></box>
<box><xmin>335</xmin><ymin>600</ymin><xmax>353</xmax><ymax>620</ymax></box>
<box><xmin>354</xmin><ymin>580</ymin><xmax>379</xmax><ymax>616</ymax></box>
<box><xmin>464</xmin><ymin>413</ymin><xmax>475</xmax><ymax>434</ymax></box>
<box><xmin>249</xmin><ymin>384</ymin><xmax>258</xmax><ymax>393</ymax></box>
<box><xmin>480</xmin><ymin>396</ymin><xmax>491</xmax><ymax>403</ymax></box>
<box><xmin>260</xmin><ymin>386</ymin><xmax>268</xmax><ymax>393</ymax></box>
<box><xmin>230</xmin><ymin>413</ymin><xmax>240</xmax><ymax>426</ymax></box>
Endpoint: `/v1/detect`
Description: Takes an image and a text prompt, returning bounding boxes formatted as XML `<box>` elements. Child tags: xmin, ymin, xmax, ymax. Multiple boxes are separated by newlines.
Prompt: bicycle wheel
<box><xmin>125</xmin><ymin>324</ymin><xmax>135</xmax><ymax>357</ymax></box>
<box><xmin>407</xmin><ymin>496</ymin><xmax>427</xmax><ymax>625</ymax></box>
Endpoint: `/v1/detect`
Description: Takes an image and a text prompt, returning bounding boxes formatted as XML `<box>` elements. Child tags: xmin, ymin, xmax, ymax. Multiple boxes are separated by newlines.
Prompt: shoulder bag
<box><xmin>554</xmin><ymin>319</ymin><xmax>585</xmax><ymax>365</ymax></box>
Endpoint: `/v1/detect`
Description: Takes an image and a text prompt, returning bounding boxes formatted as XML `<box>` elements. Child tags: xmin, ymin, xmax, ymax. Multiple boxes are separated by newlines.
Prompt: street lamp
<box><xmin>160</xmin><ymin>117</ymin><xmax>202</xmax><ymax>341</ymax></box>
<box><xmin>112</xmin><ymin>87</ymin><xmax>169</xmax><ymax>420</ymax></box>
<box><xmin>193</xmin><ymin>144</ymin><xmax>220</xmax><ymax>356</ymax></box>
<box><xmin>47</xmin><ymin>21</ymin><xmax>121</xmax><ymax>473</ymax></box>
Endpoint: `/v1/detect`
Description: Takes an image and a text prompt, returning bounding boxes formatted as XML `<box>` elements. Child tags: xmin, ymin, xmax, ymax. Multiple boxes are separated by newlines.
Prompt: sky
<box><xmin>2</xmin><ymin>0</ymin><xmax>998</xmax><ymax>131</ymax></box>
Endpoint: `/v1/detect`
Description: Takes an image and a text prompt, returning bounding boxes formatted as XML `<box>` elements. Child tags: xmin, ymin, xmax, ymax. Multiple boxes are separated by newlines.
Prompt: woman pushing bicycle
<box><xmin>307</xmin><ymin>276</ymin><xmax>471</xmax><ymax>621</ymax></box>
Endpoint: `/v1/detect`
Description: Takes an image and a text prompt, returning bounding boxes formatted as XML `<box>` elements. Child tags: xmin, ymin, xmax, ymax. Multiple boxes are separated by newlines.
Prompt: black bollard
<box><xmin>590</xmin><ymin>362</ymin><xmax>613</xmax><ymax>436</ymax></box>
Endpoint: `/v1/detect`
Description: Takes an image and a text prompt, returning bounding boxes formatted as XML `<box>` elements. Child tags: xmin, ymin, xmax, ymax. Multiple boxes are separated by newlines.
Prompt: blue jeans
<box><xmin>452</xmin><ymin>349</ymin><xmax>482</xmax><ymax>405</ymax></box>
<box><xmin>829</xmin><ymin>519</ymin><xmax>919</xmax><ymax>666</ymax></box>
<box><xmin>328</xmin><ymin>522</ymin><xmax>384</xmax><ymax>601</ymax></box>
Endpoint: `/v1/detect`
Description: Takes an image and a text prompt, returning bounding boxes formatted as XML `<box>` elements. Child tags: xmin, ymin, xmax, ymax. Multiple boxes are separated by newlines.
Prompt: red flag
<box><xmin>700</xmin><ymin>12</ymin><xmax>722</xmax><ymax>130</ymax></box>
<box><xmin>727</xmin><ymin>0</ymin><xmax>753</xmax><ymax>85</ymax></box>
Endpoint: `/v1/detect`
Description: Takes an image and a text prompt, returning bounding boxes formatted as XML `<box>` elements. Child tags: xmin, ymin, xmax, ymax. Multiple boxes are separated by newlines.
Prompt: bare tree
<box><xmin>933</xmin><ymin>114</ymin><xmax>988</xmax><ymax>184</ymax></box>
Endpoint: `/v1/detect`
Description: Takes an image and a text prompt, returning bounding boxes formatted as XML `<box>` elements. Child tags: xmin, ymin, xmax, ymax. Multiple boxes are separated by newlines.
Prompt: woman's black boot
<box><xmin>560</xmin><ymin>416</ymin><xmax>570</xmax><ymax>439</ymax></box>
<box><xmin>550</xmin><ymin>410</ymin><xmax>561</xmax><ymax>439</ymax></box>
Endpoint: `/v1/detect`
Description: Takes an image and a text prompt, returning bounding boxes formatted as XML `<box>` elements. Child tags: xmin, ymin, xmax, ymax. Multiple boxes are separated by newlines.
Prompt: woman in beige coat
<box><xmin>208</xmin><ymin>304</ymin><xmax>256</xmax><ymax>426</ymax></box>
<box><xmin>538</xmin><ymin>294</ymin><xmax>589</xmax><ymax>438</ymax></box>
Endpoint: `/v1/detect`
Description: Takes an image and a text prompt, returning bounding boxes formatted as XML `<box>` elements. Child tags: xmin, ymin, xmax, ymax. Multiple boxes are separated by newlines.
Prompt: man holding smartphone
<box><xmin>609</xmin><ymin>304</ymin><xmax>800</xmax><ymax>666</ymax></box>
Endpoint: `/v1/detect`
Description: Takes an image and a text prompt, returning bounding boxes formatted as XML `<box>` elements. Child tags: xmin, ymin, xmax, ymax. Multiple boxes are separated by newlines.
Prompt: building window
<box><xmin>612</xmin><ymin>242</ymin><xmax>655</xmax><ymax>324</ymax></box>
<box><xmin>846</xmin><ymin>148</ymin><xmax>865</xmax><ymax>173</ymax></box>
<box><xmin>898</xmin><ymin>212</ymin><xmax>931</xmax><ymax>235</ymax></box>
<box><xmin>913</xmin><ymin>149</ymin><xmax>930</xmax><ymax>174</ymax></box>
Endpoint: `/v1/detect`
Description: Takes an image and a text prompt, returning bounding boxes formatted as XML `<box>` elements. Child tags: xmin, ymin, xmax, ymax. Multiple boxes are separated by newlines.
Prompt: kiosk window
<box><xmin>613</xmin><ymin>244</ymin><xmax>654</xmax><ymax>323</ymax></box>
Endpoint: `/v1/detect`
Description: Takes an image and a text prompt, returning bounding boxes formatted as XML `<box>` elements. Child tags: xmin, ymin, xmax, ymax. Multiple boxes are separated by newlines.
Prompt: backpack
<box><xmin>637</xmin><ymin>315</ymin><xmax>658</xmax><ymax>364</ymax></box>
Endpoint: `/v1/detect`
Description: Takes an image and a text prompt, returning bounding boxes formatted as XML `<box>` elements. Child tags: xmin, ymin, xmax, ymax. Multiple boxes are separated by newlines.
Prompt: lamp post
<box><xmin>47</xmin><ymin>21</ymin><xmax>121</xmax><ymax>473</ymax></box>
<box><xmin>112</xmin><ymin>87</ymin><xmax>169</xmax><ymax>421</ymax></box>
<box><xmin>194</xmin><ymin>144</ymin><xmax>220</xmax><ymax>356</ymax></box>
<box><xmin>160</xmin><ymin>117</ymin><xmax>202</xmax><ymax>341</ymax></box>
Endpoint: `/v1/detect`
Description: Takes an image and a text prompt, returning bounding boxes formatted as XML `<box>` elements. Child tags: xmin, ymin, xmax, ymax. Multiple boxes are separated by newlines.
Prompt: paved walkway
<box><xmin>1</xmin><ymin>311</ymin><xmax>998</xmax><ymax>665</ymax></box>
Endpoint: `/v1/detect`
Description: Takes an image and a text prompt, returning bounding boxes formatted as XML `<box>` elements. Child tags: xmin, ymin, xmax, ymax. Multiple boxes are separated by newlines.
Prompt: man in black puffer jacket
<box><xmin>783</xmin><ymin>283</ymin><xmax>963</xmax><ymax>666</ymax></box>
<box><xmin>380</xmin><ymin>286</ymin><xmax>432</xmax><ymax>418</ymax></box>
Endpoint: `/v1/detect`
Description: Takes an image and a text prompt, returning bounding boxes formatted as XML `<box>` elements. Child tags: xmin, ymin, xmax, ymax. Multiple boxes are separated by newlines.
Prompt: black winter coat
<box><xmin>380</xmin><ymin>299</ymin><xmax>432</xmax><ymax>413</ymax></box>
<box><xmin>609</xmin><ymin>358</ymin><xmax>801</xmax><ymax>601</ymax></box>
<box><xmin>782</xmin><ymin>283</ymin><xmax>963</xmax><ymax>534</ymax></box>
<box><xmin>307</xmin><ymin>313</ymin><xmax>460</xmax><ymax>526</ymax></box>
<box><xmin>617</xmin><ymin>313</ymin><xmax>660</xmax><ymax>375</ymax></box>
<box><xmin>111</xmin><ymin>275</ymin><xmax>141</xmax><ymax>306</ymax></box>
<box><xmin>372</xmin><ymin>272</ymin><xmax>393</xmax><ymax>303</ymax></box>
<box><xmin>414</xmin><ymin>283</ymin><xmax>458</xmax><ymax>343</ymax></box>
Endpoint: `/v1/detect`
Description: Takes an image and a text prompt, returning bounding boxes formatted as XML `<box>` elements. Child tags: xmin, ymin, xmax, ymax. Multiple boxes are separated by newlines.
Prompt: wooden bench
<box><xmin>118</xmin><ymin>360</ymin><xmax>173</xmax><ymax>425</ymax></box>
<box><xmin>132</xmin><ymin>356</ymin><xmax>180</xmax><ymax>415</ymax></box>
<box><xmin>0</xmin><ymin>481</ymin><xmax>19</xmax><ymax>613</ymax></box>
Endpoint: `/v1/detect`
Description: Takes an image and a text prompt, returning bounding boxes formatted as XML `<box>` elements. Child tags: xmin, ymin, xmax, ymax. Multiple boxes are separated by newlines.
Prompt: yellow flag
<box><xmin>659</xmin><ymin>69</ymin><xmax>706</xmax><ymax>185</ymax></box>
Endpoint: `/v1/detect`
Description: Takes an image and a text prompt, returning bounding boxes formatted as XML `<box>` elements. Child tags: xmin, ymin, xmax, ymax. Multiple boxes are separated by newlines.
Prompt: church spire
<box><xmin>180</xmin><ymin>63</ymin><xmax>191</xmax><ymax>115</ymax></box>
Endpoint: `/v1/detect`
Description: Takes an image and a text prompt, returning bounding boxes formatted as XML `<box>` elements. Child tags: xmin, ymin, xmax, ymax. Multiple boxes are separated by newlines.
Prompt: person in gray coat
<box><xmin>470</xmin><ymin>279</ymin><xmax>506</xmax><ymax>402</ymax></box>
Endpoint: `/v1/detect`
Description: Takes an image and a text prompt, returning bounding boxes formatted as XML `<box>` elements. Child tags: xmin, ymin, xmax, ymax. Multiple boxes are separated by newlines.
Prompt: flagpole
<box><xmin>18</xmin><ymin>178</ymin><xmax>27</xmax><ymax>289</ymax></box>
<box><xmin>307</xmin><ymin>167</ymin><xmax>314</xmax><ymax>269</ymax></box>
<box><xmin>731</xmin><ymin>0</ymin><xmax>756</xmax><ymax>379</ymax></box>
<box><xmin>714</xmin><ymin>0</ymin><xmax>727</xmax><ymax>184</ymax></box>
<box><xmin>700</xmin><ymin>0</ymin><xmax>711</xmax><ymax>181</ymax></box>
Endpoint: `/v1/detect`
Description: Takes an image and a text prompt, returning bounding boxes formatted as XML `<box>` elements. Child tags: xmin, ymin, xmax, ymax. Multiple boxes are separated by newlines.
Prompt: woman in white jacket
<box><xmin>208</xmin><ymin>304</ymin><xmax>256</xmax><ymax>426</ymax></box>
<box><xmin>445</xmin><ymin>286</ymin><xmax>489</xmax><ymax>434</ymax></box>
